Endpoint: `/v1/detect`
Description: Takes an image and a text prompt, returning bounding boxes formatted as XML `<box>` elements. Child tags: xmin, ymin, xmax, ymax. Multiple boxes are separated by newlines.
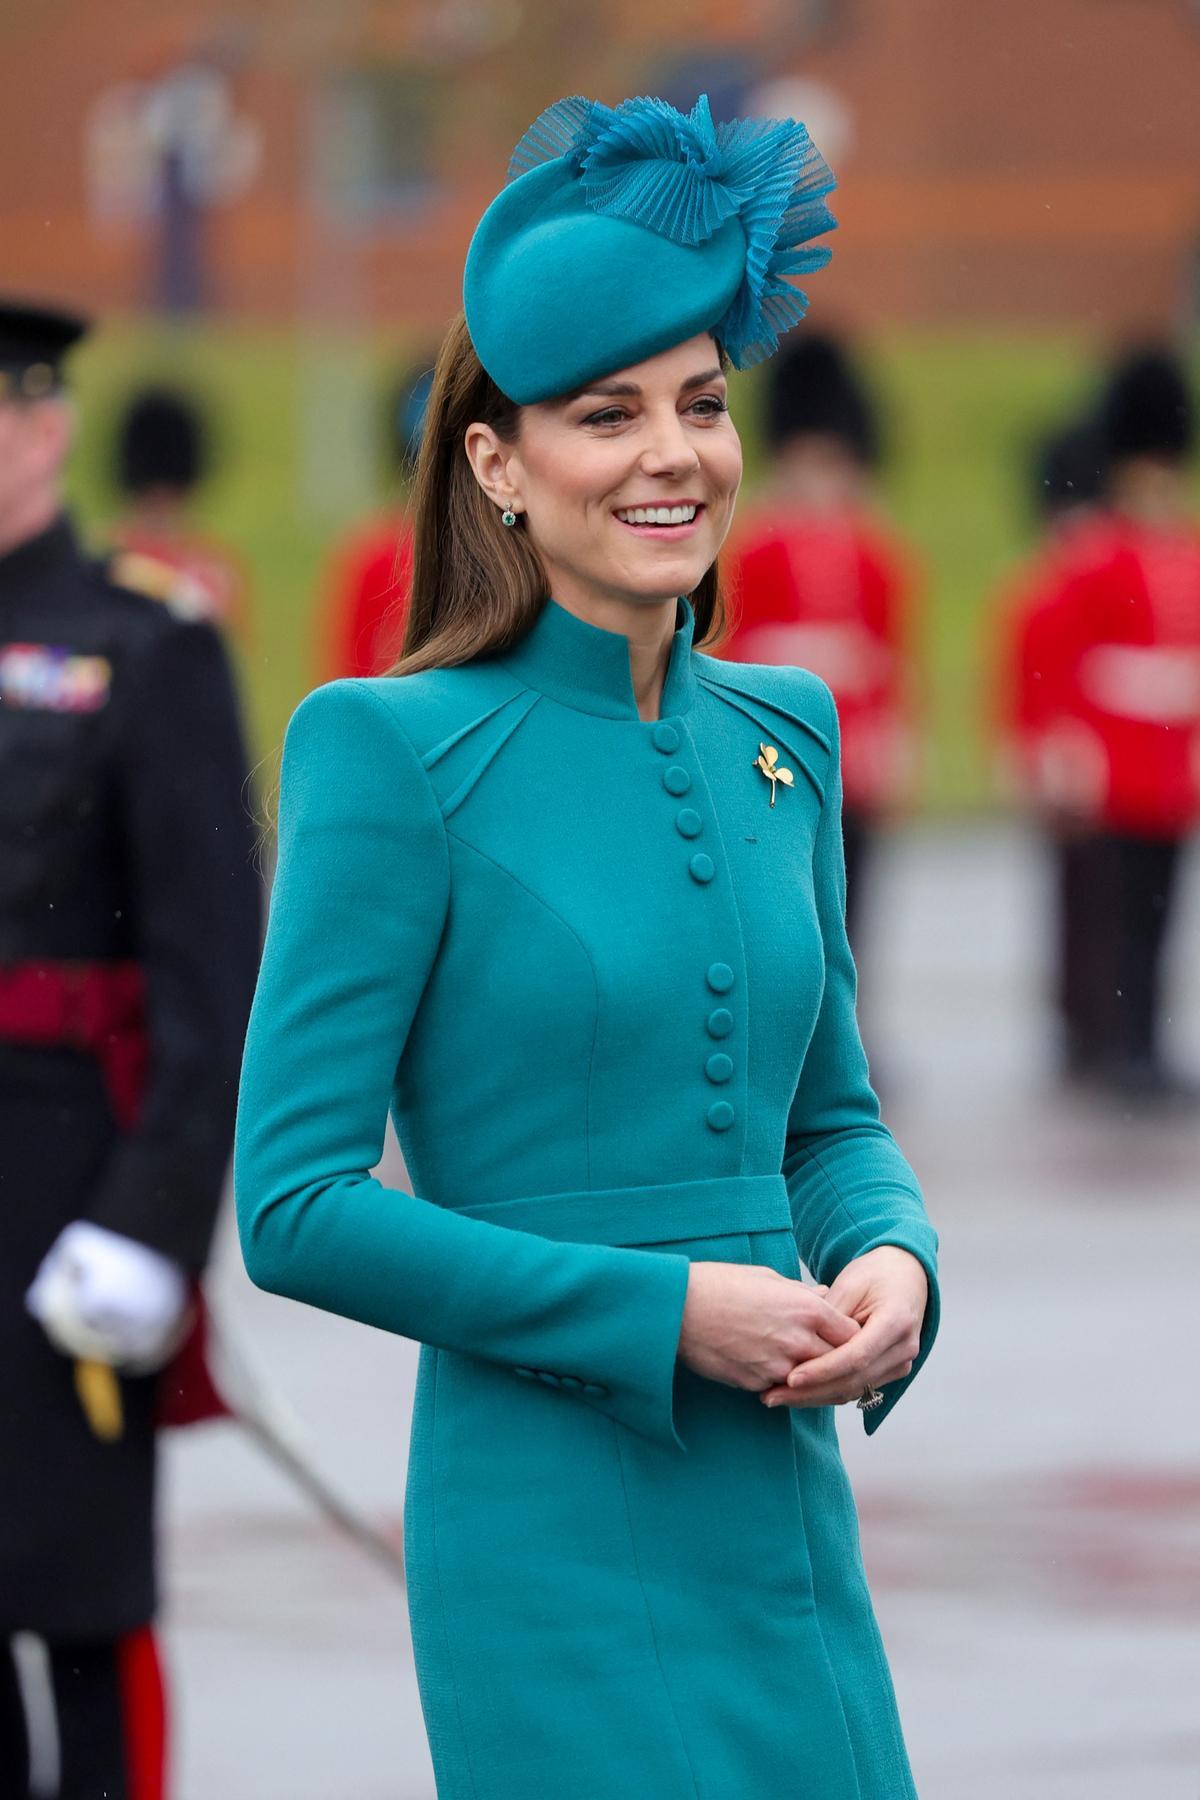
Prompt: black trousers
<box><xmin>1054</xmin><ymin>827</ymin><xmax>1185</xmax><ymax>1076</ymax></box>
<box><xmin>0</xmin><ymin>1636</ymin><xmax>129</xmax><ymax>1800</ymax></box>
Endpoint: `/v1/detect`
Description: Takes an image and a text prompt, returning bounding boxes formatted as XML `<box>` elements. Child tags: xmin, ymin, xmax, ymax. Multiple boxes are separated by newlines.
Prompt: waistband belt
<box><xmin>454</xmin><ymin>1173</ymin><xmax>792</xmax><ymax>1248</ymax></box>
<box><xmin>0</xmin><ymin>959</ymin><xmax>145</xmax><ymax>1048</ymax></box>
<box><xmin>0</xmin><ymin>959</ymin><xmax>148</xmax><ymax>1128</ymax></box>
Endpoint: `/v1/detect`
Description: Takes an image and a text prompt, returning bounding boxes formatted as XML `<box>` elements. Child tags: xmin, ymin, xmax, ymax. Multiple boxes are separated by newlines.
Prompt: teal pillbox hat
<box><xmin>464</xmin><ymin>94</ymin><xmax>837</xmax><ymax>406</ymax></box>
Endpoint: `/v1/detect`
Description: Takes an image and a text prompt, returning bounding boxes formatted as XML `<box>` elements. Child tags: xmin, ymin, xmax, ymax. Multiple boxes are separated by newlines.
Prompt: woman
<box><xmin>235</xmin><ymin>93</ymin><xmax>940</xmax><ymax>1799</ymax></box>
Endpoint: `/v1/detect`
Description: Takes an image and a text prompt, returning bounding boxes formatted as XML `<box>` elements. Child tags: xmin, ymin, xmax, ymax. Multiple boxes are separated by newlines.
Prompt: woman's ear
<box><xmin>464</xmin><ymin>422</ymin><xmax>522</xmax><ymax>514</ymax></box>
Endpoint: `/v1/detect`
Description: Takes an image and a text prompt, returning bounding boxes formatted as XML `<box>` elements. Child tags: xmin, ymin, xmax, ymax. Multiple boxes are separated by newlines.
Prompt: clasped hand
<box><xmin>677</xmin><ymin>1247</ymin><xmax>927</xmax><ymax>1410</ymax></box>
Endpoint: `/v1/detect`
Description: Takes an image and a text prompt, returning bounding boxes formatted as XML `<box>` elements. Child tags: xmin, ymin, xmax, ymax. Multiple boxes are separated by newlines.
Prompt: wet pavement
<box><xmin>161</xmin><ymin>819</ymin><xmax>1200</xmax><ymax>1799</ymax></box>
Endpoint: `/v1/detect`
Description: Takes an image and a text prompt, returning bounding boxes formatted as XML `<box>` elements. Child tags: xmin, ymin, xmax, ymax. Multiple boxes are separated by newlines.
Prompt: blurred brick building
<box><xmin>4</xmin><ymin>0</ymin><xmax>1200</xmax><ymax>337</ymax></box>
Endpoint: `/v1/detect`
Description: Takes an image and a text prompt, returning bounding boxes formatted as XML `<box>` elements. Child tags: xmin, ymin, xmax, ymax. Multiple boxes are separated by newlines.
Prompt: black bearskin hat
<box><xmin>1099</xmin><ymin>348</ymin><xmax>1194</xmax><ymax>464</ymax></box>
<box><xmin>763</xmin><ymin>331</ymin><xmax>880</xmax><ymax>465</ymax></box>
<box><xmin>116</xmin><ymin>387</ymin><xmax>208</xmax><ymax>495</ymax></box>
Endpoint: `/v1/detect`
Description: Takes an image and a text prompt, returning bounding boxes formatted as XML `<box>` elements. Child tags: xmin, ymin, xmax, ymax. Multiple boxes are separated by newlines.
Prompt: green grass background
<box><xmin>62</xmin><ymin>320</ymin><xmax>1198</xmax><ymax>812</ymax></box>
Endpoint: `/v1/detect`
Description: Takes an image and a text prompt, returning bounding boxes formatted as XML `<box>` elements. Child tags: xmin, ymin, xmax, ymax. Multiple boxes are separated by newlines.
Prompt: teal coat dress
<box><xmin>234</xmin><ymin>593</ymin><xmax>940</xmax><ymax>1800</ymax></box>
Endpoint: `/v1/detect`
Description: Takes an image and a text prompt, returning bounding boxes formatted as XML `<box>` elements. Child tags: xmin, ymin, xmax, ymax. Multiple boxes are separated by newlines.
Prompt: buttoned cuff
<box><xmin>510</xmin><ymin>1249</ymin><xmax>692</xmax><ymax>1454</ymax></box>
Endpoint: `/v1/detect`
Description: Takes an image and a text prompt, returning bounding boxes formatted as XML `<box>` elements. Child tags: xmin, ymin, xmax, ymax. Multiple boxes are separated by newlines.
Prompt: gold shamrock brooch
<box><xmin>753</xmin><ymin>742</ymin><xmax>795</xmax><ymax>807</ymax></box>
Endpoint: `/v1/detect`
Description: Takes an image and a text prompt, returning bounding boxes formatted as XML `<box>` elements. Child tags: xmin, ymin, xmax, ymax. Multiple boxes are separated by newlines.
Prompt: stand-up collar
<box><xmin>500</xmin><ymin>594</ymin><xmax>698</xmax><ymax>721</ymax></box>
<box><xmin>0</xmin><ymin>514</ymin><xmax>80</xmax><ymax>596</ymax></box>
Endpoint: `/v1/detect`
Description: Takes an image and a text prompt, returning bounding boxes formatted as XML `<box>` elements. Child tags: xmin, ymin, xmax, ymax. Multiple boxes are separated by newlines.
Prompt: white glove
<box><xmin>25</xmin><ymin>1220</ymin><xmax>190</xmax><ymax>1374</ymax></box>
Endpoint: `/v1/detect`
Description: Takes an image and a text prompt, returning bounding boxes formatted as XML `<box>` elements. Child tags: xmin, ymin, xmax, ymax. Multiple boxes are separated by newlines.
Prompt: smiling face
<box><xmin>465</xmin><ymin>334</ymin><xmax>742</xmax><ymax>618</ymax></box>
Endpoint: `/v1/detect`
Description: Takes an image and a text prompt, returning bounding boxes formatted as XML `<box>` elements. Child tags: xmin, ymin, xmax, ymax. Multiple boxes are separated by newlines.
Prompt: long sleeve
<box><xmin>233</xmin><ymin>680</ymin><xmax>691</xmax><ymax>1451</ymax></box>
<box><xmin>782</xmin><ymin>682</ymin><xmax>940</xmax><ymax>1432</ymax></box>
<box><xmin>89</xmin><ymin>620</ymin><xmax>262</xmax><ymax>1271</ymax></box>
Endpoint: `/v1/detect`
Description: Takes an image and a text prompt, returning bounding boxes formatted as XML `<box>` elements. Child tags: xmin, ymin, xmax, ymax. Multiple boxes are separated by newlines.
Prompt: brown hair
<box><xmin>385</xmin><ymin>312</ymin><xmax>728</xmax><ymax>676</ymax></box>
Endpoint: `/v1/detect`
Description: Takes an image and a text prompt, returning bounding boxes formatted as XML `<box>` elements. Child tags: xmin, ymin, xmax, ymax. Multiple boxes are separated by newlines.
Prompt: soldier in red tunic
<box><xmin>315</xmin><ymin>364</ymin><xmax>432</xmax><ymax>682</ymax></box>
<box><xmin>109</xmin><ymin>386</ymin><xmax>252</xmax><ymax>648</ymax></box>
<box><xmin>719</xmin><ymin>333</ymin><xmax>919</xmax><ymax>948</ymax></box>
<box><xmin>1001</xmin><ymin>349</ymin><xmax>1200</xmax><ymax>1101</ymax></box>
<box><xmin>995</xmin><ymin>416</ymin><xmax>1106</xmax><ymax>1084</ymax></box>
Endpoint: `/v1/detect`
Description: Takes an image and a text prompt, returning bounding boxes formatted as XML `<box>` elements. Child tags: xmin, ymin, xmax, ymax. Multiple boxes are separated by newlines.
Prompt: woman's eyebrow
<box><xmin>569</xmin><ymin>366</ymin><xmax>726</xmax><ymax>402</ymax></box>
<box><xmin>679</xmin><ymin>366</ymin><xmax>725</xmax><ymax>392</ymax></box>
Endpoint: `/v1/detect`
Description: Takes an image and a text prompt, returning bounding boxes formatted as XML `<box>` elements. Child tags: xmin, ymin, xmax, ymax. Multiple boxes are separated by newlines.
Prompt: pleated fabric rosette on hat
<box><xmin>464</xmin><ymin>93</ymin><xmax>838</xmax><ymax>404</ymax></box>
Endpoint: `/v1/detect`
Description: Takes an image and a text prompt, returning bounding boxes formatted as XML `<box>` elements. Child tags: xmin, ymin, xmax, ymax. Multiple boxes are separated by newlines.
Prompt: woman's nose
<box><xmin>639</xmin><ymin>410</ymin><xmax>702</xmax><ymax>477</ymax></box>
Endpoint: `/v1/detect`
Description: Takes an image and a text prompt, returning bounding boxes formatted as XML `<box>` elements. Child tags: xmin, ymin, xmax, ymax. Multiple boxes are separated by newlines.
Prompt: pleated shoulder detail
<box><xmin>695</xmin><ymin>659</ymin><xmax>833</xmax><ymax>803</ymax></box>
<box><xmin>356</xmin><ymin>665</ymin><xmax>543</xmax><ymax>822</ymax></box>
<box><xmin>434</xmin><ymin>689</ymin><xmax>542</xmax><ymax>820</ymax></box>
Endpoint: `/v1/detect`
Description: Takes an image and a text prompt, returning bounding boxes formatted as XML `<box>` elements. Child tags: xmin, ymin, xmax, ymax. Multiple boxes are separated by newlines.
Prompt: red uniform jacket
<box><xmin>318</xmin><ymin>515</ymin><xmax>412</xmax><ymax>682</ymax></box>
<box><xmin>1003</xmin><ymin>514</ymin><xmax>1200</xmax><ymax>837</ymax></box>
<box><xmin>110</xmin><ymin>526</ymin><xmax>251</xmax><ymax>643</ymax></box>
<box><xmin>721</xmin><ymin>508</ymin><xmax>916</xmax><ymax>813</ymax></box>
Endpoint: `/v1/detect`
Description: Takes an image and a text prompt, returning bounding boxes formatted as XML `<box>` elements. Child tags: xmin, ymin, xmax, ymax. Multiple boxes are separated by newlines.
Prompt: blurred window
<box><xmin>320</xmin><ymin>66</ymin><xmax>442</xmax><ymax>221</ymax></box>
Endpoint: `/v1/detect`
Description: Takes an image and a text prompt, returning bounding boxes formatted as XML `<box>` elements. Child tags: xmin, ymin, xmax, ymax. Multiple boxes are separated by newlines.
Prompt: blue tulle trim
<box><xmin>506</xmin><ymin>93</ymin><xmax>837</xmax><ymax>367</ymax></box>
<box><xmin>507</xmin><ymin>96</ymin><xmax>603</xmax><ymax>182</ymax></box>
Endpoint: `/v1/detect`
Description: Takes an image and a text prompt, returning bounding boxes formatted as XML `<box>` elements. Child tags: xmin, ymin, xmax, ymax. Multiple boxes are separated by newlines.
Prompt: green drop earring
<box><xmin>501</xmin><ymin>508</ymin><xmax>518</xmax><ymax>528</ymax></box>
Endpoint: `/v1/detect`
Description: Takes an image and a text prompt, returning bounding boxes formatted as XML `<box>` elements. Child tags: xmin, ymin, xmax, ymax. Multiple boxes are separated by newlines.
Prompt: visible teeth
<box><xmin>616</xmin><ymin>504</ymin><xmax>698</xmax><ymax>525</ymax></box>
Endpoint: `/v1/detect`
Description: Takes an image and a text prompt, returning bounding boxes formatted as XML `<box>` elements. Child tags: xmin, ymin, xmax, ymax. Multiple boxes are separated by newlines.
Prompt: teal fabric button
<box><xmin>689</xmin><ymin>853</ymin><xmax>715</xmax><ymax>884</ymax></box>
<box><xmin>582</xmin><ymin>1382</ymin><xmax>608</xmax><ymax>1398</ymax></box>
<box><xmin>707</xmin><ymin>1101</ymin><xmax>736</xmax><ymax>1132</ymax></box>
<box><xmin>537</xmin><ymin>1370</ymin><xmax>561</xmax><ymax>1387</ymax></box>
<box><xmin>514</xmin><ymin>1367</ymin><xmax>537</xmax><ymax>1380</ymax></box>
<box><xmin>704</xmin><ymin>1053</ymin><xmax>733</xmax><ymax>1084</ymax></box>
<box><xmin>706</xmin><ymin>1008</ymin><xmax>734</xmax><ymax>1038</ymax></box>
<box><xmin>706</xmin><ymin>962</ymin><xmax>734</xmax><ymax>992</ymax></box>
<box><xmin>559</xmin><ymin>1375</ymin><xmax>584</xmax><ymax>1391</ymax></box>
<box><xmin>675</xmin><ymin>808</ymin><xmax>703</xmax><ymax>839</ymax></box>
<box><xmin>652</xmin><ymin>722</ymin><xmax>679</xmax><ymax>754</ymax></box>
<box><xmin>663</xmin><ymin>765</ymin><xmax>691</xmax><ymax>796</ymax></box>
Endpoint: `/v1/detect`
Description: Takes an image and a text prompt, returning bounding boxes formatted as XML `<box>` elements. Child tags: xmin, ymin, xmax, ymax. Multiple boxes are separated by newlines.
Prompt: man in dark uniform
<box><xmin>0</xmin><ymin>302</ymin><xmax>261</xmax><ymax>1796</ymax></box>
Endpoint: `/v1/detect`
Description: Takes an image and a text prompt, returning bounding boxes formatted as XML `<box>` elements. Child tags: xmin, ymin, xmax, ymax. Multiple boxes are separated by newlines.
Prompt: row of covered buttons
<box><xmin>704</xmin><ymin>959</ymin><xmax>736</xmax><ymax>1130</ymax></box>
<box><xmin>652</xmin><ymin>721</ymin><xmax>714</xmax><ymax>883</ymax></box>
<box><xmin>513</xmin><ymin>1367</ymin><xmax>609</xmax><ymax>1397</ymax></box>
<box><xmin>651</xmin><ymin>723</ymin><xmax>737</xmax><ymax>1134</ymax></box>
